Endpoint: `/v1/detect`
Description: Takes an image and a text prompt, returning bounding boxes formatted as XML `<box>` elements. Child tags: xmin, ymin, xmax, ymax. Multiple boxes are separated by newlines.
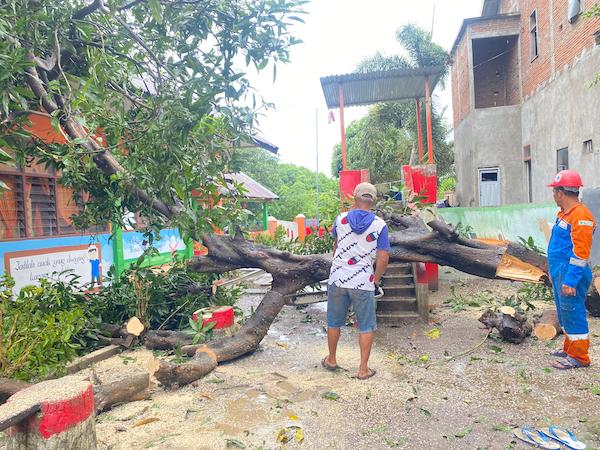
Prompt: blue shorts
<box><xmin>327</xmin><ymin>283</ymin><xmax>377</xmax><ymax>333</ymax></box>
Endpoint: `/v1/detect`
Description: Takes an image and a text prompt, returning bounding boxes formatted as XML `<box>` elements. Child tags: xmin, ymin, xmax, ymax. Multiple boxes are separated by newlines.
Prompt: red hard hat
<box><xmin>548</xmin><ymin>170</ymin><xmax>583</xmax><ymax>188</ymax></box>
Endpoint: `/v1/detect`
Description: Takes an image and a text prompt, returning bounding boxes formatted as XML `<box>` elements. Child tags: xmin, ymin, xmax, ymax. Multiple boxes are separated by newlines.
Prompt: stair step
<box><xmin>383</xmin><ymin>286</ymin><xmax>416</xmax><ymax>297</ymax></box>
<box><xmin>383</xmin><ymin>273</ymin><xmax>413</xmax><ymax>279</ymax></box>
<box><xmin>382</xmin><ymin>277</ymin><xmax>414</xmax><ymax>287</ymax></box>
<box><xmin>376</xmin><ymin>298</ymin><xmax>418</xmax><ymax>312</ymax></box>
<box><xmin>377</xmin><ymin>312</ymin><xmax>421</xmax><ymax>325</ymax></box>
<box><xmin>385</xmin><ymin>264</ymin><xmax>412</xmax><ymax>275</ymax></box>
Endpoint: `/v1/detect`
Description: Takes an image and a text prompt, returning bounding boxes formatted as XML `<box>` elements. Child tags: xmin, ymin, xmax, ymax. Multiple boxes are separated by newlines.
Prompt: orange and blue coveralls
<box><xmin>547</xmin><ymin>203</ymin><xmax>596</xmax><ymax>366</ymax></box>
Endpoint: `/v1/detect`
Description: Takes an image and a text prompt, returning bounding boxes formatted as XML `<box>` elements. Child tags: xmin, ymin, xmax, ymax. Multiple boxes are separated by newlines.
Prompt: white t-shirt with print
<box><xmin>328</xmin><ymin>211</ymin><xmax>388</xmax><ymax>291</ymax></box>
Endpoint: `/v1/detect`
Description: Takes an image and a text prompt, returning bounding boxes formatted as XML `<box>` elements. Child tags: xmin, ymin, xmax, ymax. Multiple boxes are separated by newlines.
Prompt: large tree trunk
<box><xmin>153</xmin><ymin>217</ymin><xmax>548</xmax><ymax>387</ymax></box>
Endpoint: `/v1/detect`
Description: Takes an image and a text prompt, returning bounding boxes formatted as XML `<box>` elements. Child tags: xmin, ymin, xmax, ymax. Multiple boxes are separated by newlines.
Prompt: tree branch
<box><xmin>23</xmin><ymin>52</ymin><xmax>180</xmax><ymax>219</ymax></box>
<box><xmin>72</xmin><ymin>0</ymin><xmax>109</xmax><ymax>21</ymax></box>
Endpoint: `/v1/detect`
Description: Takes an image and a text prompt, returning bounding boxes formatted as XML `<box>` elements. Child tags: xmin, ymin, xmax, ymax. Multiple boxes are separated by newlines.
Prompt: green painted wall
<box><xmin>438</xmin><ymin>203</ymin><xmax>558</xmax><ymax>248</ymax></box>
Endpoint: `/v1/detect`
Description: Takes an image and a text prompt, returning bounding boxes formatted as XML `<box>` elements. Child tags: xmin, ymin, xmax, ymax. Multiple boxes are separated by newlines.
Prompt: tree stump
<box><xmin>2</xmin><ymin>376</ymin><xmax>96</xmax><ymax>449</ymax></box>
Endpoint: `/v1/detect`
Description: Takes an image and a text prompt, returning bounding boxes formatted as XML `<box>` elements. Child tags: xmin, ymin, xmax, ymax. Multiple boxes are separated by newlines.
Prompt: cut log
<box><xmin>586</xmin><ymin>271</ymin><xmax>600</xmax><ymax>317</ymax></box>
<box><xmin>154</xmin><ymin>350</ymin><xmax>217</xmax><ymax>389</ymax></box>
<box><xmin>2</xmin><ymin>376</ymin><xmax>96</xmax><ymax>449</ymax></box>
<box><xmin>478</xmin><ymin>308</ymin><xmax>533</xmax><ymax>344</ymax></box>
<box><xmin>499</xmin><ymin>306</ymin><xmax>516</xmax><ymax>317</ymax></box>
<box><xmin>1</xmin><ymin>372</ymin><xmax>152</xmax><ymax>417</ymax></box>
<box><xmin>126</xmin><ymin>317</ymin><xmax>145</xmax><ymax>337</ymax></box>
<box><xmin>534</xmin><ymin>309</ymin><xmax>562</xmax><ymax>341</ymax></box>
<box><xmin>98</xmin><ymin>322</ymin><xmax>138</xmax><ymax>348</ymax></box>
<box><xmin>144</xmin><ymin>330</ymin><xmax>194</xmax><ymax>350</ymax></box>
<box><xmin>93</xmin><ymin>373</ymin><xmax>151</xmax><ymax>414</ymax></box>
<box><xmin>66</xmin><ymin>345</ymin><xmax>122</xmax><ymax>375</ymax></box>
<box><xmin>0</xmin><ymin>378</ymin><xmax>32</xmax><ymax>405</ymax></box>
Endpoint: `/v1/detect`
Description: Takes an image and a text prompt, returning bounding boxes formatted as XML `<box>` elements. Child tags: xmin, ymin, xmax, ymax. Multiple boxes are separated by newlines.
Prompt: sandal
<box><xmin>551</xmin><ymin>357</ymin><xmax>589</xmax><ymax>370</ymax></box>
<box><xmin>550</xmin><ymin>350</ymin><xmax>567</xmax><ymax>358</ymax></box>
<box><xmin>321</xmin><ymin>357</ymin><xmax>342</xmax><ymax>371</ymax></box>
<box><xmin>540</xmin><ymin>426</ymin><xmax>586</xmax><ymax>450</ymax></box>
<box><xmin>355</xmin><ymin>368</ymin><xmax>376</xmax><ymax>380</ymax></box>
<box><xmin>513</xmin><ymin>427</ymin><xmax>561</xmax><ymax>449</ymax></box>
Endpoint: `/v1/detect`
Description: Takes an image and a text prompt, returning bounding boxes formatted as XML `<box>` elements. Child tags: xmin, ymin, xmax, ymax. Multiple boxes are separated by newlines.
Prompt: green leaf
<box><xmin>419</xmin><ymin>408</ymin><xmax>432</xmax><ymax>417</ymax></box>
<box><xmin>455</xmin><ymin>427</ymin><xmax>473</xmax><ymax>438</ymax></box>
<box><xmin>148</xmin><ymin>0</ymin><xmax>163</xmax><ymax>23</ymax></box>
<box><xmin>226</xmin><ymin>438</ymin><xmax>246</xmax><ymax>448</ymax></box>
<box><xmin>321</xmin><ymin>391</ymin><xmax>340</xmax><ymax>401</ymax></box>
<box><xmin>488</xmin><ymin>345</ymin><xmax>504</xmax><ymax>354</ymax></box>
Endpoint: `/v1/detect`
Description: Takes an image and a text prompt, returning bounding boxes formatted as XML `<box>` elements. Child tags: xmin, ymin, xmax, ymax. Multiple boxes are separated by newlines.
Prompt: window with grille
<box><xmin>557</xmin><ymin>147</ymin><xmax>569</xmax><ymax>171</ymax></box>
<box><xmin>530</xmin><ymin>11</ymin><xmax>539</xmax><ymax>60</ymax></box>
<box><xmin>0</xmin><ymin>165</ymin><xmax>107</xmax><ymax>240</ymax></box>
<box><xmin>0</xmin><ymin>175</ymin><xmax>26</xmax><ymax>239</ymax></box>
<box><xmin>583</xmin><ymin>139</ymin><xmax>593</xmax><ymax>155</ymax></box>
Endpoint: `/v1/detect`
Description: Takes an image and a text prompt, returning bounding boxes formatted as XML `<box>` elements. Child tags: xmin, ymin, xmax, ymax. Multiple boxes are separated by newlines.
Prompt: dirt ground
<box><xmin>83</xmin><ymin>272</ymin><xmax>598</xmax><ymax>449</ymax></box>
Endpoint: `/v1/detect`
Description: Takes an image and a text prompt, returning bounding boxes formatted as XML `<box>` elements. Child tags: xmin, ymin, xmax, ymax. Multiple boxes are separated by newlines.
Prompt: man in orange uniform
<box><xmin>547</xmin><ymin>170</ymin><xmax>596</xmax><ymax>369</ymax></box>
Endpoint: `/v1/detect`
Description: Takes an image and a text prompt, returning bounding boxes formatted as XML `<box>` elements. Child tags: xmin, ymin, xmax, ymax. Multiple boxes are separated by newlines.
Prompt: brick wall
<box><xmin>470</xmin><ymin>16</ymin><xmax>522</xmax><ymax>36</ymax></box>
<box><xmin>506</xmin><ymin>40</ymin><xmax>522</xmax><ymax>103</ymax></box>
<box><xmin>474</xmin><ymin>55</ymin><xmax>510</xmax><ymax>108</ymax></box>
<box><xmin>552</xmin><ymin>0</ymin><xmax>600</xmax><ymax>71</ymax></box>
<box><xmin>473</xmin><ymin>37</ymin><xmax>520</xmax><ymax>108</ymax></box>
<box><xmin>520</xmin><ymin>0</ymin><xmax>600</xmax><ymax>97</ymax></box>
<box><xmin>451</xmin><ymin>37</ymin><xmax>472</xmax><ymax>126</ymax></box>
<box><xmin>501</xmin><ymin>0</ymin><xmax>521</xmax><ymax>14</ymax></box>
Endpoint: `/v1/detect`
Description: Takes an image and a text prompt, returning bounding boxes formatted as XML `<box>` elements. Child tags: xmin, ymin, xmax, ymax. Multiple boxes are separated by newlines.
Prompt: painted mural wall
<box><xmin>0</xmin><ymin>233</ymin><xmax>113</xmax><ymax>293</ymax></box>
<box><xmin>1</xmin><ymin>228</ymin><xmax>189</xmax><ymax>293</ymax></box>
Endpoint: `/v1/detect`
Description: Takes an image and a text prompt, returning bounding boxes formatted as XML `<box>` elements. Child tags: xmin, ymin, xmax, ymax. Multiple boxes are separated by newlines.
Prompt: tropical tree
<box><xmin>0</xmin><ymin>0</ymin><xmax>307</xmax><ymax>239</ymax></box>
<box><xmin>231</xmin><ymin>148</ymin><xmax>339</xmax><ymax>221</ymax></box>
<box><xmin>331</xmin><ymin>24</ymin><xmax>454</xmax><ymax>182</ymax></box>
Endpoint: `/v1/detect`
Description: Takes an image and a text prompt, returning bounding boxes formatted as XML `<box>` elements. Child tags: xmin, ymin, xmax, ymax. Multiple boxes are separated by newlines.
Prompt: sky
<box><xmin>247</xmin><ymin>0</ymin><xmax>483</xmax><ymax>176</ymax></box>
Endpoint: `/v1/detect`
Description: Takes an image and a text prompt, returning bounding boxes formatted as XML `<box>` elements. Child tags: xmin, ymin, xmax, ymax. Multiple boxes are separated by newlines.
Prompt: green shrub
<box><xmin>87</xmin><ymin>260</ymin><xmax>241</xmax><ymax>331</ymax></box>
<box><xmin>0</xmin><ymin>275</ymin><xmax>86</xmax><ymax>381</ymax></box>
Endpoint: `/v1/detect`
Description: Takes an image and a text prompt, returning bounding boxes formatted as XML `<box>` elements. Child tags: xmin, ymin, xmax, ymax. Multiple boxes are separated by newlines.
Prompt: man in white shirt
<box><xmin>322</xmin><ymin>183</ymin><xmax>390</xmax><ymax>380</ymax></box>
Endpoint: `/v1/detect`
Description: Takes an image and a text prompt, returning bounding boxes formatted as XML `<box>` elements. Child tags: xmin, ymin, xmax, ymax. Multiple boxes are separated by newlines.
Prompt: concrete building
<box><xmin>450</xmin><ymin>0</ymin><xmax>600</xmax><ymax>206</ymax></box>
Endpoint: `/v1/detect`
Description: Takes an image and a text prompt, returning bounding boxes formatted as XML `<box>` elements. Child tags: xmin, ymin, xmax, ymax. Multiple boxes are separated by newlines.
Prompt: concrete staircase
<box><xmin>376</xmin><ymin>263</ymin><xmax>429</xmax><ymax>325</ymax></box>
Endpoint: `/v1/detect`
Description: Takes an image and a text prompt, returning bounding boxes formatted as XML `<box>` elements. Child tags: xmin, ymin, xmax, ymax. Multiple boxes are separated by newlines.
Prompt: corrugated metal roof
<box><xmin>320</xmin><ymin>67</ymin><xmax>445</xmax><ymax>109</ymax></box>
<box><xmin>238</xmin><ymin>134</ymin><xmax>279</xmax><ymax>154</ymax></box>
<box><xmin>224</xmin><ymin>172</ymin><xmax>279</xmax><ymax>202</ymax></box>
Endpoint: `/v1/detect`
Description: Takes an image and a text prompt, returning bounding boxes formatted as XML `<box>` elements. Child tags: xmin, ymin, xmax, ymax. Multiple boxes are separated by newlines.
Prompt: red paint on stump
<box><xmin>192</xmin><ymin>305</ymin><xmax>234</xmax><ymax>329</ymax></box>
<box><xmin>36</xmin><ymin>384</ymin><xmax>94</xmax><ymax>439</ymax></box>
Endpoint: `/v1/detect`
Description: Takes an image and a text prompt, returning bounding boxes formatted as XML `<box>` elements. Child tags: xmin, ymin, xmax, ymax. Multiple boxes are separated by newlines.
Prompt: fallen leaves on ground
<box><xmin>276</xmin><ymin>426</ymin><xmax>304</xmax><ymax>444</ymax></box>
<box><xmin>321</xmin><ymin>391</ymin><xmax>340</xmax><ymax>401</ymax></box>
<box><xmin>454</xmin><ymin>427</ymin><xmax>473</xmax><ymax>438</ymax></box>
<box><xmin>426</xmin><ymin>328</ymin><xmax>441</xmax><ymax>339</ymax></box>
<box><xmin>226</xmin><ymin>438</ymin><xmax>246</xmax><ymax>448</ymax></box>
<box><xmin>133</xmin><ymin>417</ymin><xmax>160</xmax><ymax>427</ymax></box>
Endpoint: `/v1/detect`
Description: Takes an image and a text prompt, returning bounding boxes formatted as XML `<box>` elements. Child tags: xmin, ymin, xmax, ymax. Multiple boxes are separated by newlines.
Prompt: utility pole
<box><xmin>315</xmin><ymin>108</ymin><xmax>320</xmax><ymax>222</ymax></box>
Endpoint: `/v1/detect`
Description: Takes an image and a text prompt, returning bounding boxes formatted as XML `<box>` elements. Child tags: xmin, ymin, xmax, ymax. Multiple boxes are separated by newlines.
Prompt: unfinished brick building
<box><xmin>451</xmin><ymin>0</ymin><xmax>600</xmax><ymax>206</ymax></box>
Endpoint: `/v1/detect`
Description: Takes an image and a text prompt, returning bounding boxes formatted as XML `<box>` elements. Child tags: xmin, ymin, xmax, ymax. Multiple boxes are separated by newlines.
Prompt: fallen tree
<box><xmin>148</xmin><ymin>216</ymin><xmax>548</xmax><ymax>388</ymax></box>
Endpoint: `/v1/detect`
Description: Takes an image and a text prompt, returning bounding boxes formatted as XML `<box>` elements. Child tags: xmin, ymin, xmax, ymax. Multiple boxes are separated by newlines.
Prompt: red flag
<box><xmin>328</xmin><ymin>110</ymin><xmax>335</xmax><ymax>124</ymax></box>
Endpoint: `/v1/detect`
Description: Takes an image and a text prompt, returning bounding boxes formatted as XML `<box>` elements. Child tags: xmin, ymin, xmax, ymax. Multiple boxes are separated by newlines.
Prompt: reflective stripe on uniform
<box><xmin>565</xmin><ymin>333</ymin><xmax>589</xmax><ymax>341</ymax></box>
<box><xmin>569</xmin><ymin>257</ymin><xmax>588</xmax><ymax>267</ymax></box>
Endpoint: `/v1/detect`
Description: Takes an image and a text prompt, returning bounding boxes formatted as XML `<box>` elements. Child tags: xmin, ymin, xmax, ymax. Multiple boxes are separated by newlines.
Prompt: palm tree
<box><xmin>331</xmin><ymin>24</ymin><xmax>454</xmax><ymax>181</ymax></box>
